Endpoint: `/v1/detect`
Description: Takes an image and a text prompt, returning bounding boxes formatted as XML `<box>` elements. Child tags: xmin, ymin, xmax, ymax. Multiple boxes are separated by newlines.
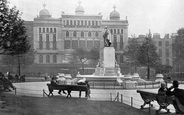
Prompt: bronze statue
<box><xmin>103</xmin><ymin>27</ymin><xmax>112</xmax><ymax>47</ymax></box>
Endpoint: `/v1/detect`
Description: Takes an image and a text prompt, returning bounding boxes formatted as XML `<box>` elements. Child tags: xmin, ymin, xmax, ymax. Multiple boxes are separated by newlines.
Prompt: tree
<box><xmin>172</xmin><ymin>28</ymin><xmax>184</xmax><ymax>68</ymax></box>
<box><xmin>1</xmin><ymin>49</ymin><xmax>36</xmax><ymax>66</ymax></box>
<box><xmin>88</xmin><ymin>48</ymin><xmax>99</xmax><ymax>64</ymax></box>
<box><xmin>123</xmin><ymin>38</ymin><xmax>141</xmax><ymax>73</ymax></box>
<box><xmin>0</xmin><ymin>0</ymin><xmax>30</xmax><ymax>55</ymax></box>
<box><xmin>71</xmin><ymin>48</ymin><xmax>89</xmax><ymax>74</ymax></box>
<box><xmin>137</xmin><ymin>37</ymin><xmax>160</xmax><ymax>80</ymax></box>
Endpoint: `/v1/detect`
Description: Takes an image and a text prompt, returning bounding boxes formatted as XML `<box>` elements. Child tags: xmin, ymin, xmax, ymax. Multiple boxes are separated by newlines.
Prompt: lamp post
<box><xmin>17</xmin><ymin>55</ymin><xmax>21</xmax><ymax>76</ymax></box>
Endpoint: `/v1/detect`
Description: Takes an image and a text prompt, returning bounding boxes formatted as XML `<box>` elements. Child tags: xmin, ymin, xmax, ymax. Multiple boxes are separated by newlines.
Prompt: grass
<box><xmin>0</xmin><ymin>93</ymin><xmax>152</xmax><ymax>115</ymax></box>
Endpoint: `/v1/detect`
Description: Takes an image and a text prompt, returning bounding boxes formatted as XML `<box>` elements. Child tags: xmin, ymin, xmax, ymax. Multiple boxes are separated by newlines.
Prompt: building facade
<box><xmin>24</xmin><ymin>2</ymin><xmax>129</xmax><ymax>74</ymax></box>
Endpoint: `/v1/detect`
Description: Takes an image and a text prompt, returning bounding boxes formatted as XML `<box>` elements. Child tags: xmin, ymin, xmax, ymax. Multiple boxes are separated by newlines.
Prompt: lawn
<box><xmin>0</xmin><ymin>93</ymin><xmax>151</xmax><ymax>115</ymax></box>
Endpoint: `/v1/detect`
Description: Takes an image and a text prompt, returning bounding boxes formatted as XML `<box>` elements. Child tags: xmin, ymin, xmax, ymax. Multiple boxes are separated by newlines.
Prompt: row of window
<box><xmin>110</xmin><ymin>29</ymin><xmax>123</xmax><ymax>34</ymax></box>
<box><xmin>39</xmin><ymin>34</ymin><xmax>57</xmax><ymax>50</ymax></box>
<box><xmin>39</xmin><ymin>34</ymin><xmax>57</xmax><ymax>41</ymax></box>
<box><xmin>158</xmin><ymin>41</ymin><xmax>170</xmax><ymax>47</ymax></box>
<box><xmin>158</xmin><ymin>49</ymin><xmax>170</xmax><ymax>57</ymax></box>
<box><xmin>39</xmin><ymin>54</ymin><xmax>57</xmax><ymax>63</ymax></box>
<box><xmin>66</xmin><ymin>31</ymin><xmax>99</xmax><ymax>38</ymax></box>
<box><xmin>39</xmin><ymin>27</ymin><xmax>57</xmax><ymax>33</ymax></box>
<box><xmin>63</xmin><ymin>20</ymin><xmax>101</xmax><ymax>26</ymax></box>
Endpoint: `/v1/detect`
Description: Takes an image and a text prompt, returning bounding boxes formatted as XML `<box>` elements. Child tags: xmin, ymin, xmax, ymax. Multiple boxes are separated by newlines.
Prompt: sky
<box><xmin>8</xmin><ymin>0</ymin><xmax>184</xmax><ymax>38</ymax></box>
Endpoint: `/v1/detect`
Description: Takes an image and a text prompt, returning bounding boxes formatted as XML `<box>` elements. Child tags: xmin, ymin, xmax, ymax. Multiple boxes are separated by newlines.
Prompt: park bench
<box><xmin>46</xmin><ymin>83</ymin><xmax>88</xmax><ymax>98</ymax></box>
<box><xmin>137</xmin><ymin>90</ymin><xmax>184</xmax><ymax>114</ymax></box>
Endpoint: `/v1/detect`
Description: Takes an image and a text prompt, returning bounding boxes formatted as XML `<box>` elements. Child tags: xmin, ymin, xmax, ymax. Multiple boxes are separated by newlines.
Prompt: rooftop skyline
<box><xmin>8</xmin><ymin>0</ymin><xmax>184</xmax><ymax>37</ymax></box>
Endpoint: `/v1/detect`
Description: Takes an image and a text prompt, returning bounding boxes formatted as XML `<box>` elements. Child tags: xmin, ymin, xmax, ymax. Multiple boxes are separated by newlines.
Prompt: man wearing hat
<box><xmin>166</xmin><ymin>80</ymin><xmax>184</xmax><ymax>114</ymax></box>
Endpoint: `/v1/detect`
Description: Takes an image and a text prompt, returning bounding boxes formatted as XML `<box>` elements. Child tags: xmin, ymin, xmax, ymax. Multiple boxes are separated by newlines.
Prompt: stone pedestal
<box><xmin>95</xmin><ymin>47</ymin><xmax>118</xmax><ymax>76</ymax></box>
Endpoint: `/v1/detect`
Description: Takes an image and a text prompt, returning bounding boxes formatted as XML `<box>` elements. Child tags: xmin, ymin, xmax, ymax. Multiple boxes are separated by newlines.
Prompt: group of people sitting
<box><xmin>158</xmin><ymin>80</ymin><xmax>184</xmax><ymax>114</ymax></box>
<box><xmin>50</xmin><ymin>76</ymin><xmax>91</xmax><ymax>98</ymax></box>
<box><xmin>0</xmin><ymin>72</ymin><xmax>15</xmax><ymax>91</ymax></box>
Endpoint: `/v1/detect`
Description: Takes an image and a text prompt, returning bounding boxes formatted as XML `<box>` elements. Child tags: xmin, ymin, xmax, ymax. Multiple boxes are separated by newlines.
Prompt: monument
<box><xmin>77</xmin><ymin>27</ymin><xmax>124</xmax><ymax>82</ymax></box>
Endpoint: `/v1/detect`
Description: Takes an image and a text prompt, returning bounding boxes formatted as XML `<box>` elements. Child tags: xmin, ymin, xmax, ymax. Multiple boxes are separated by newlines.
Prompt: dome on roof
<box><xmin>110</xmin><ymin>5</ymin><xmax>120</xmax><ymax>20</ymax></box>
<box><xmin>75</xmin><ymin>1</ymin><xmax>84</xmax><ymax>14</ymax></box>
<box><xmin>39</xmin><ymin>4</ymin><xmax>51</xmax><ymax>18</ymax></box>
<box><xmin>110</xmin><ymin>10</ymin><xmax>120</xmax><ymax>20</ymax></box>
<box><xmin>75</xmin><ymin>5</ymin><xmax>84</xmax><ymax>14</ymax></box>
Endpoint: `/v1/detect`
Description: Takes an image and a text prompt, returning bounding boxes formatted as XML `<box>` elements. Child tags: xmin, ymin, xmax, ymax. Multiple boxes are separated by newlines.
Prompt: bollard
<box><xmin>110</xmin><ymin>93</ymin><xmax>112</xmax><ymax>101</ymax></box>
<box><xmin>131</xmin><ymin>97</ymin><xmax>133</xmax><ymax>107</ymax></box>
<box><xmin>43</xmin><ymin>89</ymin><xmax>45</xmax><ymax>97</ymax></box>
<box><xmin>15</xmin><ymin>88</ymin><xmax>16</xmax><ymax>95</ymax></box>
<box><xmin>121</xmin><ymin>94</ymin><xmax>123</xmax><ymax>103</ymax></box>
<box><xmin>117</xmin><ymin>92</ymin><xmax>119</xmax><ymax>102</ymax></box>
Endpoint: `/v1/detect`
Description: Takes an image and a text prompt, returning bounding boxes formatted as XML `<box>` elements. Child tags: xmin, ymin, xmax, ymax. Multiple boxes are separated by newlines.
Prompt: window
<box><xmin>46</xmin><ymin>28</ymin><xmax>49</xmax><ymax>33</ymax></box>
<box><xmin>94</xmin><ymin>40</ymin><xmax>100</xmax><ymax>49</ymax></box>
<box><xmin>53</xmin><ymin>55</ymin><xmax>57</xmax><ymax>63</ymax></box>
<box><xmin>67</xmin><ymin>20</ymin><xmax>69</xmax><ymax>25</ymax></box>
<box><xmin>39</xmin><ymin>28</ymin><xmax>41</xmax><ymax>33</ymax></box>
<box><xmin>92</xmin><ymin>21</ymin><xmax>94</xmax><ymax>26</ymax></box>
<box><xmin>50</xmin><ymin>28</ymin><xmax>53</xmax><ymax>33</ymax></box>
<box><xmin>72</xmin><ymin>40</ymin><xmax>78</xmax><ymax>49</ymax></box>
<box><xmin>87</xmin><ymin>40</ymin><xmax>93</xmax><ymax>50</ymax></box>
<box><xmin>79</xmin><ymin>40</ymin><xmax>86</xmax><ymax>49</ymax></box>
<box><xmin>120</xmin><ymin>35</ymin><xmax>123</xmax><ymax>49</ymax></box>
<box><xmin>43</xmin><ymin>28</ymin><xmax>45</xmax><ymax>33</ymax></box>
<box><xmin>81</xmin><ymin>31</ymin><xmax>84</xmax><ymax>37</ymax></box>
<box><xmin>121</xmin><ymin>29</ymin><xmax>123</xmax><ymax>34</ymax></box>
<box><xmin>54</xmin><ymin>28</ymin><xmax>56</xmax><ymax>33</ymax></box>
<box><xmin>85</xmin><ymin>21</ymin><xmax>87</xmax><ymax>26</ymax></box>
<box><xmin>81</xmin><ymin>21</ymin><xmax>83</xmax><ymax>26</ymax></box>
<box><xmin>63</xmin><ymin>20</ymin><xmax>65</xmax><ymax>25</ymax></box>
<box><xmin>159</xmin><ymin>49</ymin><xmax>162</xmax><ymax>57</ymax></box>
<box><xmin>39</xmin><ymin>55</ymin><xmax>43</xmax><ymax>63</ymax></box>
<box><xmin>114</xmin><ymin>29</ymin><xmax>116</xmax><ymax>34</ymax></box>
<box><xmin>64</xmin><ymin>40</ymin><xmax>71</xmax><ymax>49</ymax></box>
<box><xmin>110</xmin><ymin>29</ymin><xmax>113</xmax><ymax>34</ymax></box>
<box><xmin>73</xmin><ymin>31</ymin><xmax>77</xmax><ymax>37</ymax></box>
<box><xmin>46</xmin><ymin>55</ymin><xmax>50</xmax><ymax>63</ymax></box>
<box><xmin>166</xmin><ymin>49</ymin><xmax>169</xmax><ymax>57</ymax></box>
<box><xmin>46</xmin><ymin>34</ymin><xmax>50</xmax><ymax>50</ymax></box>
<box><xmin>117</xmin><ymin>29</ymin><xmax>120</xmax><ymax>34</ymax></box>
<box><xmin>78</xmin><ymin>20</ymin><xmax>80</xmax><ymax>25</ymax></box>
<box><xmin>159</xmin><ymin>41</ymin><xmax>162</xmax><ymax>46</ymax></box>
<box><xmin>113</xmin><ymin>35</ymin><xmax>117</xmax><ymax>50</ymax></box>
<box><xmin>53</xmin><ymin>34</ymin><xmax>56</xmax><ymax>50</ymax></box>
<box><xmin>66</xmin><ymin>31</ymin><xmax>69</xmax><ymax>37</ymax></box>
<box><xmin>95</xmin><ymin>32</ymin><xmax>99</xmax><ymax>37</ymax></box>
<box><xmin>88</xmin><ymin>21</ymin><xmax>90</xmax><ymax>26</ymax></box>
<box><xmin>166</xmin><ymin>59</ymin><xmax>169</xmax><ymax>65</ymax></box>
<box><xmin>120</xmin><ymin>55</ymin><xmax>124</xmax><ymax>63</ymax></box>
<box><xmin>39</xmin><ymin>34</ymin><xmax>43</xmax><ymax>50</ymax></box>
<box><xmin>74</xmin><ymin>20</ymin><xmax>76</xmax><ymax>25</ymax></box>
<box><xmin>88</xmin><ymin>32</ymin><xmax>91</xmax><ymax>37</ymax></box>
<box><xmin>96</xmin><ymin>21</ymin><xmax>98</xmax><ymax>26</ymax></box>
<box><xmin>70</xmin><ymin>20</ymin><xmax>72</xmax><ymax>25</ymax></box>
<box><xmin>165</xmin><ymin>41</ymin><xmax>169</xmax><ymax>46</ymax></box>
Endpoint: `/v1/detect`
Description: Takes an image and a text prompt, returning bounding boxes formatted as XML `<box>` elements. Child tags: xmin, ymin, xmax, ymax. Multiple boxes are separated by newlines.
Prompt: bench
<box><xmin>46</xmin><ymin>84</ymin><xmax>88</xmax><ymax>98</ymax></box>
<box><xmin>137</xmin><ymin>90</ymin><xmax>184</xmax><ymax>114</ymax></box>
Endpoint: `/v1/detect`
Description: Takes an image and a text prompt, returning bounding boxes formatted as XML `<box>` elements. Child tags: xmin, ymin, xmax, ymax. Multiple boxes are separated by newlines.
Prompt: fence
<box><xmin>11</xmin><ymin>87</ymin><xmax>176</xmax><ymax>114</ymax></box>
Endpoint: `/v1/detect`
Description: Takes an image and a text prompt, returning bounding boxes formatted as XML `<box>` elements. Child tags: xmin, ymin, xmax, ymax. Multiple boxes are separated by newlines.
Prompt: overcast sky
<box><xmin>8</xmin><ymin>0</ymin><xmax>184</xmax><ymax>37</ymax></box>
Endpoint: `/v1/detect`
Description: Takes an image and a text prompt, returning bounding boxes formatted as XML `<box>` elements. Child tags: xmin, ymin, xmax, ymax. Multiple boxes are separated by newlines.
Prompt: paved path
<box><xmin>10</xmin><ymin>82</ymin><xmax>184</xmax><ymax>114</ymax></box>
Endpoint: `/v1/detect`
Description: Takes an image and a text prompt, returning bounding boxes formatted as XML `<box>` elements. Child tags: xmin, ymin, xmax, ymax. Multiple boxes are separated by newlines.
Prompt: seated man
<box><xmin>166</xmin><ymin>80</ymin><xmax>184</xmax><ymax>114</ymax></box>
<box><xmin>158</xmin><ymin>82</ymin><xmax>167</xmax><ymax>95</ymax></box>
<box><xmin>50</xmin><ymin>77</ymin><xmax>66</xmax><ymax>95</ymax></box>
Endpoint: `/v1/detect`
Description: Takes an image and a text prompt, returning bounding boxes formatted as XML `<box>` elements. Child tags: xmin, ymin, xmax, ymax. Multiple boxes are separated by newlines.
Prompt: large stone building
<box><xmin>24</xmin><ymin>2</ymin><xmax>129</xmax><ymax>74</ymax></box>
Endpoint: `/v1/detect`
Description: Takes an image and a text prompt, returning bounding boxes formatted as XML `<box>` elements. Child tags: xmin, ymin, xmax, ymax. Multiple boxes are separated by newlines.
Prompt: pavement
<box><xmin>7</xmin><ymin>81</ymin><xmax>184</xmax><ymax>114</ymax></box>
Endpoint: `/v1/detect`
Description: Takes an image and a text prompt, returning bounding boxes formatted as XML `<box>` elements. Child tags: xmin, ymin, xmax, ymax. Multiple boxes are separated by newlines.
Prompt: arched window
<box><xmin>53</xmin><ymin>55</ymin><xmax>57</xmax><ymax>63</ymax></box>
<box><xmin>39</xmin><ymin>54</ymin><xmax>43</xmax><ymax>63</ymax></box>
<box><xmin>70</xmin><ymin>20</ymin><xmax>73</xmax><ymax>25</ymax></box>
<box><xmin>67</xmin><ymin>20</ymin><xmax>69</xmax><ymax>25</ymax></box>
<box><xmin>95</xmin><ymin>32</ymin><xmax>99</xmax><ymax>37</ymax></box>
<box><xmin>81</xmin><ymin>31</ymin><xmax>84</xmax><ymax>37</ymax></box>
<box><xmin>88</xmin><ymin>32</ymin><xmax>91</xmax><ymax>37</ymax></box>
<box><xmin>46</xmin><ymin>55</ymin><xmax>50</xmax><ymax>63</ymax></box>
<box><xmin>66</xmin><ymin>31</ymin><xmax>69</xmax><ymax>37</ymax></box>
<box><xmin>73</xmin><ymin>31</ymin><xmax>77</xmax><ymax>37</ymax></box>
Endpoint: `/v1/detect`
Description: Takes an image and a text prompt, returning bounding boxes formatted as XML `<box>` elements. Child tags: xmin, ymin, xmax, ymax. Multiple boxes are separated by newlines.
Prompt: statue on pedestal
<box><xmin>103</xmin><ymin>26</ymin><xmax>112</xmax><ymax>47</ymax></box>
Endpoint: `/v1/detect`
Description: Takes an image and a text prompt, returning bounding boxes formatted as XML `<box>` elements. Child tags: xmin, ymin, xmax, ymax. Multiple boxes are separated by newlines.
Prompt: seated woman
<box><xmin>156</xmin><ymin>82</ymin><xmax>170</xmax><ymax>113</ymax></box>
